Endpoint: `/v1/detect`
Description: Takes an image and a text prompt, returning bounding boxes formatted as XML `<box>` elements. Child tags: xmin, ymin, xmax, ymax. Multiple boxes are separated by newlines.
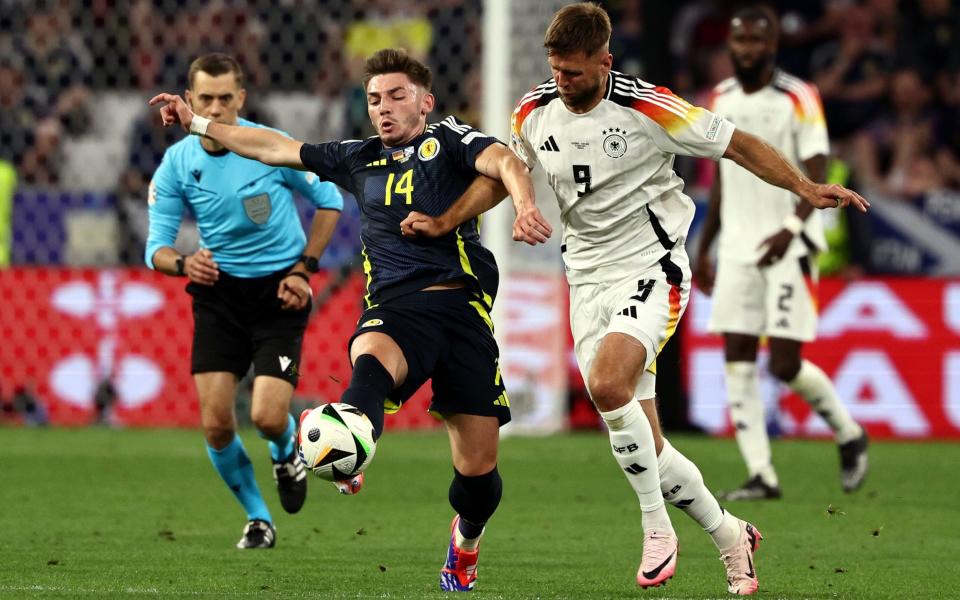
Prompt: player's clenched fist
<box><xmin>148</xmin><ymin>93</ymin><xmax>195</xmax><ymax>131</ymax></box>
<box><xmin>400</xmin><ymin>211</ymin><xmax>448</xmax><ymax>238</ymax></box>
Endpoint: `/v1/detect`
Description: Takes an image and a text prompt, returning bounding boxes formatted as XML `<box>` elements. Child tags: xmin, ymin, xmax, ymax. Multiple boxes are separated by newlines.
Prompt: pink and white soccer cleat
<box><xmin>333</xmin><ymin>473</ymin><xmax>364</xmax><ymax>495</ymax></box>
<box><xmin>636</xmin><ymin>531</ymin><xmax>679</xmax><ymax>588</ymax></box>
<box><xmin>719</xmin><ymin>519</ymin><xmax>763</xmax><ymax>595</ymax></box>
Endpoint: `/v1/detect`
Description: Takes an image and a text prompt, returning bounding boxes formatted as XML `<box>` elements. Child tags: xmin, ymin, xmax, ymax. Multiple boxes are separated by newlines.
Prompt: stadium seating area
<box><xmin>1</xmin><ymin>0</ymin><xmax>958</xmax><ymax>273</ymax></box>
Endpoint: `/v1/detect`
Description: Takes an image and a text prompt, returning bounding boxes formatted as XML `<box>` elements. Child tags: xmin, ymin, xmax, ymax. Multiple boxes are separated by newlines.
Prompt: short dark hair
<box><xmin>731</xmin><ymin>5</ymin><xmax>779</xmax><ymax>36</ymax></box>
<box><xmin>188</xmin><ymin>53</ymin><xmax>244</xmax><ymax>89</ymax></box>
<box><xmin>544</xmin><ymin>2</ymin><xmax>612</xmax><ymax>57</ymax></box>
<box><xmin>362</xmin><ymin>48</ymin><xmax>432</xmax><ymax>91</ymax></box>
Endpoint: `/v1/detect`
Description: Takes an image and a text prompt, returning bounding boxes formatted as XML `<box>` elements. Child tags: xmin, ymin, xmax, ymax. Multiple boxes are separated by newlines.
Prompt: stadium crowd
<box><xmin>0</xmin><ymin>0</ymin><xmax>958</xmax><ymax>273</ymax></box>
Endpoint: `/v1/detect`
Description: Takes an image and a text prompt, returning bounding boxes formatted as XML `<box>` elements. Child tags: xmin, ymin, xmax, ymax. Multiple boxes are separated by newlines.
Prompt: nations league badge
<box><xmin>602</xmin><ymin>128</ymin><xmax>627</xmax><ymax>158</ymax></box>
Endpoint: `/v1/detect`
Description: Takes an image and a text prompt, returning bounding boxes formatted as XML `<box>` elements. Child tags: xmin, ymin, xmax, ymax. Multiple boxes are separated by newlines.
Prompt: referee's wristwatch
<box><xmin>298</xmin><ymin>255</ymin><xmax>320</xmax><ymax>273</ymax></box>
<box><xmin>175</xmin><ymin>255</ymin><xmax>187</xmax><ymax>277</ymax></box>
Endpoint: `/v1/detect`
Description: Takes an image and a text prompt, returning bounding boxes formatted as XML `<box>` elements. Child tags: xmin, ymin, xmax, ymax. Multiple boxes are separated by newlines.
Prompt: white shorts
<box><xmin>708</xmin><ymin>255</ymin><xmax>818</xmax><ymax>342</ymax></box>
<box><xmin>569</xmin><ymin>247</ymin><xmax>691</xmax><ymax>401</ymax></box>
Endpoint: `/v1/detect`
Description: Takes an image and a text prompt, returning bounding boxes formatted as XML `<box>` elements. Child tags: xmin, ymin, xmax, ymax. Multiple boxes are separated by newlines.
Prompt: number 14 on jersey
<box><xmin>385</xmin><ymin>170</ymin><xmax>414</xmax><ymax>205</ymax></box>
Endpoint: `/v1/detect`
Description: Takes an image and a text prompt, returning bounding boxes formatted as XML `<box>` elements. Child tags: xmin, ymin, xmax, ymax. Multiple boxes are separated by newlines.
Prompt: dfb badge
<box><xmin>602</xmin><ymin>128</ymin><xmax>627</xmax><ymax>158</ymax></box>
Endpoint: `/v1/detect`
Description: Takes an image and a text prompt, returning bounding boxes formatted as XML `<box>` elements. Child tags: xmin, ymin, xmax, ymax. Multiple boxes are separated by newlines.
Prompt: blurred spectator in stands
<box><xmin>0</xmin><ymin>56</ymin><xmax>62</xmax><ymax>186</ymax></box>
<box><xmin>811</xmin><ymin>5</ymin><xmax>892</xmax><ymax>139</ymax></box>
<box><xmin>852</xmin><ymin>67</ymin><xmax>944</xmax><ymax>200</ymax></box>
<box><xmin>426</xmin><ymin>0</ymin><xmax>481</xmax><ymax>122</ymax></box>
<box><xmin>609</xmin><ymin>0</ymin><xmax>646</xmax><ymax>78</ymax></box>
<box><xmin>0</xmin><ymin>159</ymin><xmax>13</xmax><ymax>267</ymax></box>
<box><xmin>12</xmin><ymin>1</ymin><xmax>92</xmax><ymax>137</ymax></box>
<box><xmin>84</xmin><ymin>0</ymin><xmax>135</xmax><ymax>88</ymax></box>
<box><xmin>777</xmin><ymin>0</ymin><xmax>846</xmax><ymax>56</ymax></box>
<box><xmin>128</xmin><ymin>0</ymin><xmax>167</xmax><ymax>90</ymax></box>
<box><xmin>343</xmin><ymin>0</ymin><xmax>432</xmax><ymax>137</ymax></box>
<box><xmin>256</xmin><ymin>0</ymin><xmax>347</xmax><ymax>93</ymax></box>
<box><xmin>115</xmin><ymin>108</ymin><xmax>185</xmax><ymax>264</ymax></box>
<box><xmin>899</xmin><ymin>0</ymin><xmax>960</xmax><ymax>98</ymax></box>
<box><xmin>669</xmin><ymin>0</ymin><xmax>735</xmax><ymax>93</ymax></box>
<box><xmin>935</xmin><ymin>70</ymin><xmax>960</xmax><ymax>189</ymax></box>
<box><xmin>196</xmin><ymin>2</ymin><xmax>271</xmax><ymax>90</ymax></box>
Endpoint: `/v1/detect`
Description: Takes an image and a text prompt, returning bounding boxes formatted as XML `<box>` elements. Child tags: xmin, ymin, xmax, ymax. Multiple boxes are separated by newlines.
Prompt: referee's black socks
<box><xmin>341</xmin><ymin>354</ymin><xmax>391</xmax><ymax>440</ymax></box>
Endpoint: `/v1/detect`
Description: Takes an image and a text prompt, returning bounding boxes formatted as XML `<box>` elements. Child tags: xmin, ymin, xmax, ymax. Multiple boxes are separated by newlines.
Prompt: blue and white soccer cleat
<box><xmin>440</xmin><ymin>515</ymin><xmax>480</xmax><ymax>592</ymax></box>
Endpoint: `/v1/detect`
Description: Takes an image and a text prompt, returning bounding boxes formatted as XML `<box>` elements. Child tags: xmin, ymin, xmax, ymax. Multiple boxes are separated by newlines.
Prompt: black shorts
<box><xmin>348</xmin><ymin>288</ymin><xmax>510</xmax><ymax>425</ymax></box>
<box><xmin>188</xmin><ymin>268</ymin><xmax>311</xmax><ymax>386</ymax></box>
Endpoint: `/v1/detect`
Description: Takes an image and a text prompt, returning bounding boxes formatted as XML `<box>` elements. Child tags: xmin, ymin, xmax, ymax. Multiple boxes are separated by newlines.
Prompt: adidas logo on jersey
<box><xmin>539</xmin><ymin>136</ymin><xmax>560</xmax><ymax>152</ymax></box>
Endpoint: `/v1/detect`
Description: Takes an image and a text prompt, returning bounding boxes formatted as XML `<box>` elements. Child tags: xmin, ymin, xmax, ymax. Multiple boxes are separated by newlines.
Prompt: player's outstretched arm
<box><xmin>147</xmin><ymin>93</ymin><xmax>306</xmax><ymax>169</ymax></box>
<box><xmin>400</xmin><ymin>144</ymin><xmax>553</xmax><ymax>245</ymax></box>
<box><xmin>722</xmin><ymin>129</ymin><xmax>869</xmax><ymax>212</ymax></box>
<box><xmin>400</xmin><ymin>175</ymin><xmax>507</xmax><ymax>238</ymax></box>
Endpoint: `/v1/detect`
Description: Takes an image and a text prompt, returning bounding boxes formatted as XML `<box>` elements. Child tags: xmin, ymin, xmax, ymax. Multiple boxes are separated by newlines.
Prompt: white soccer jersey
<box><xmin>709</xmin><ymin>70</ymin><xmax>830</xmax><ymax>264</ymax></box>
<box><xmin>510</xmin><ymin>71</ymin><xmax>735</xmax><ymax>284</ymax></box>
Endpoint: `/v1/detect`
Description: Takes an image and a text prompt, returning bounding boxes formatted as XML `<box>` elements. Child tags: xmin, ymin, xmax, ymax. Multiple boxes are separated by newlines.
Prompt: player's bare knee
<box><xmin>587</xmin><ymin>375</ymin><xmax>633</xmax><ymax>412</ymax></box>
<box><xmin>455</xmin><ymin>453</ymin><xmax>498</xmax><ymax>477</ymax></box>
<box><xmin>204</xmin><ymin>425</ymin><xmax>235</xmax><ymax>450</ymax></box>
<box><xmin>250</xmin><ymin>406</ymin><xmax>286</xmax><ymax>437</ymax></box>
<box><xmin>768</xmin><ymin>357</ymin><xmax>801</xmax><ymax>382</ymax></box>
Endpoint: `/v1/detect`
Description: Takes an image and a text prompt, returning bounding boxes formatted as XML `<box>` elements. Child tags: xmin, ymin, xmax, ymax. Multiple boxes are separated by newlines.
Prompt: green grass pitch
<box><xmin>2</xmin><ymin>427</ymin><xmax>958</xmax><ymax>599</ymax></box>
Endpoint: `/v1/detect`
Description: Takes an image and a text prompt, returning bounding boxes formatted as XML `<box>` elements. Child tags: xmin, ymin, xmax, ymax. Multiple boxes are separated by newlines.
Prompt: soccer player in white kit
<box><xmin>400</xmin><ymin>3</ymin><xmax>869</xmax><ymax>595</ymax></box>
<box><xmin>694</xmin><ymin>7</ymin><xmax>869</xmax><ymax>502</ymax></box>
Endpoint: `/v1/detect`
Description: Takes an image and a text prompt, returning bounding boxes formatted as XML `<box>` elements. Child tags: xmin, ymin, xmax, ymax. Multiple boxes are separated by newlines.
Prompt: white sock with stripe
<box><xmin>600</xmin><ymin>400</ymin><xmax>673</xmax><ymax>535</ymax></box>
<box><xmin>658</xmin><ymin>439</ymin><xmax>740</xmax><ymax>550</ymax></box>
<box><xmin>726</xmin><ymin>361</ymin><xmax>778</xmax><ymax>486</ymax></box>
<box><xmin>788</xmin><ymin>360</ymin><xmax>862</xmax><ymax>444</ymax></box>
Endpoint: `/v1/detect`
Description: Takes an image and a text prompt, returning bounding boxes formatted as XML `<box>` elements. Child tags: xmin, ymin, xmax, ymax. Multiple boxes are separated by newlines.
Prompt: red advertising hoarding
<box><xmin>0</xmin><ymin>268</ymin><xmax>441</xmax><ymax>427</ymax></box>
<box><xmin>683</xmin><ymin>278</ymin><xmax>960</xmax><ymax>439</ymax></box>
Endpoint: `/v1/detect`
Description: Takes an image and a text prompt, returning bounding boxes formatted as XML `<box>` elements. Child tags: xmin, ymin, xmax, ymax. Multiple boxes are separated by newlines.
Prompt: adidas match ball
<box><xmin>298</xmin><ymin>403</ymin><xmax>376</xmax><ymax>481</ymax></box>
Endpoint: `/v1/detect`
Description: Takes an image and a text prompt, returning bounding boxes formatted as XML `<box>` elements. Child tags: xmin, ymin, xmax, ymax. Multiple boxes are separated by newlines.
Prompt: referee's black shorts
<box><xmin>348</xmin><ymin>288</ymin><xmax>511</xmax><ymax>425</ymax></box>
<box><xmin>188</xmin><ymin>267</ymin><xmax>311</xmax><ymax>387</ymax></box>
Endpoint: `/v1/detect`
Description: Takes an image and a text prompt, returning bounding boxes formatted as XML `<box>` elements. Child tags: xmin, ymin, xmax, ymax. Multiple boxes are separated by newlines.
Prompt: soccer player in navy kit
<box><xmin>150</xmin><ymin>48</ymin><xmax>549</xmax><ymax>591</ymax></box>
<box><xmin>146</xmin><ymin>53</ymin><xmax>343</xmax><ymax>550</ymax></box>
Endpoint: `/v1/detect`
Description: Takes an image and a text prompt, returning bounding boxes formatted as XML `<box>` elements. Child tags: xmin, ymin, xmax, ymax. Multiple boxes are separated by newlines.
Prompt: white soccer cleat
<box><xmin>636</xmin><ymin>530</ymin><xmax>679</xmax><ymax>588</ymax></box>
<box><xmin>719</xmin><ymin>519</ymin><xmax>762</xmax><ymax>595</ymax></box>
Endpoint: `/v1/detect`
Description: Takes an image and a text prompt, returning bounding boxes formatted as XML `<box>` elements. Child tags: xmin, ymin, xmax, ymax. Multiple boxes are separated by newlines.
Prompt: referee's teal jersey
<box><xmin>146</xmin><ymin>118</ymin><xmax>342</xmax><ymax>277</ymax></box>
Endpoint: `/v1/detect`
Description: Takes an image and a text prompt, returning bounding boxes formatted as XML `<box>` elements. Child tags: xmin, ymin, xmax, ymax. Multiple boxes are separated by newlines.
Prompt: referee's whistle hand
<box><xmin>185</xmin><ymin>249</ymin><xmax>219</xmax><ymax>285</ymax></box>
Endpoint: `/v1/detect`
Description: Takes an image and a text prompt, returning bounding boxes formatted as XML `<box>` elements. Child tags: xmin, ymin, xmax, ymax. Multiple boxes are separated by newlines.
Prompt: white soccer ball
<box><xmin>298</xmin><ymin>403</ymin><xmax>376</xmax><ymax>481</ymax></box>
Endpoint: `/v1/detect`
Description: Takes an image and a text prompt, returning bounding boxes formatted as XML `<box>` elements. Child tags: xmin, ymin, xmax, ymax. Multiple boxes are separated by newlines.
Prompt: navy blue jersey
<box><xmin>300</xmin><ymin>116</ymin><xmax>501</xmax><ymax>309</ymax></box>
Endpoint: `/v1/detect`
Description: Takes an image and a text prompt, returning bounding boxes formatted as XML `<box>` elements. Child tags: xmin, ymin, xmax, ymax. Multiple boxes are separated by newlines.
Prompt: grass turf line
<box><xmin>1</xmin><ymin>427</ymin><xmax>958</xmax><ymax>599</ymax></box>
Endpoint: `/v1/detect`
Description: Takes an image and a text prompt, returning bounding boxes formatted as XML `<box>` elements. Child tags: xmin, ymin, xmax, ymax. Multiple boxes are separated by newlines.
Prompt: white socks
<box><xmin>658</xmin><ymin>439</ymin><xmax>740</xmax><ymax>550</ymax></box>
<box><xmin>600</xmin><ymin>400</ymin><xmax>673</xmax><ymax>534</ymax></box>
<box><xmin>788</xmin><ymin>360</ymin><xmax>862</xmax><ymax>444</ymax></box>
<box><xmin>725</xmin><ymin>362</ymin><xmax>778</xmax><ymax>486</ymax></box>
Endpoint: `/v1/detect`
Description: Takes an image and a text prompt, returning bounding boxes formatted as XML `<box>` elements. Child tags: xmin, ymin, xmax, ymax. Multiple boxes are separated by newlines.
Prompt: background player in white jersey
<box><xmin>400</xmin><ymin>3</ymin><xmax>868</xmax><ymax>596</ymax></box>
<box><xmin>694</xmin><ymin>6</ymin><xmax>869</xmax><ymax>502</ymax></box>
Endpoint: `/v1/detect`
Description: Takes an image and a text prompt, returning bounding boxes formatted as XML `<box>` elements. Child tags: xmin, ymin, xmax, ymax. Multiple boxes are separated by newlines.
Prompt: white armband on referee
<box><xmin>189</xmin><ymin>115</ymin><xmax>211</xmax><ymax>137</ymax></box>
<box><xmin>782</xmin><ymin>214</ymin><xmax>805</xmax><ymax>235</ymax></box>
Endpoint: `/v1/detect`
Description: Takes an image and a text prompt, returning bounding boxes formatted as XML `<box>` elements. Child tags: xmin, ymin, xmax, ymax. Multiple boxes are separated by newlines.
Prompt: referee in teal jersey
<box><xmin>146</xmin><ymin>53</ymin><xmax>342</xmax><ymax>549</ymax></box>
